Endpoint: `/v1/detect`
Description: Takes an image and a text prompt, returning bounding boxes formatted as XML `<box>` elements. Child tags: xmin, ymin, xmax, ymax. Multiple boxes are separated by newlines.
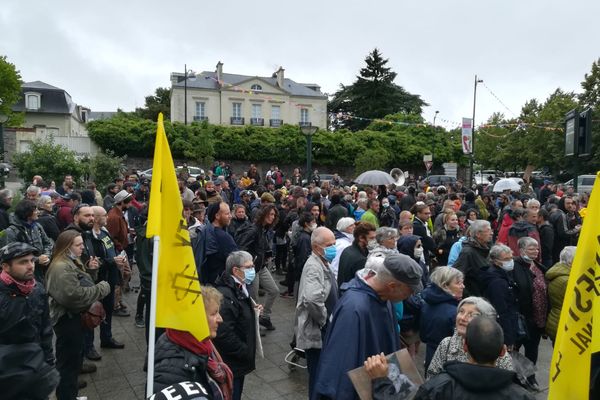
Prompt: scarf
<box><xmin>0</xmin><ymin>270</ymin><xmax>36</xmax><ymax>295</ymax></box>
<box><xmin>166</xmin><ymin>329</ymin><xmax>233</xmax><ymax>400</ymax></box>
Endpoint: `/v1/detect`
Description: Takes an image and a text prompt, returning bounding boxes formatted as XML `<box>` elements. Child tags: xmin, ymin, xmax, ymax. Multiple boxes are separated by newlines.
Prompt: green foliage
<box><xmin>329</xmin><ymin>48</ymin><xmax>428</xmax><ymax>131</ymax></box>
<box><xmin>87</xmin><ymin>150</ymin><xmax>126</xmax><ymax>190</ymax></box>
<box><xmin>0</xmin><ymin>55</ymin><xmax>24</xmax><ymax>126</ymax></box>
<box><xmin>86</xmin><ymin>114</ymin><xmax>468</xmax><ymax>172</ymax></box>
<box><xmin>135</xmin><ymin>87</ymin><xmax>171</xmax><ymax>120</ymax></box>
<box><xmin>355</xmin><ymin>148</ymin><xmax>389</xmax><ymax>175</ymax></box>
<box><xmin>12</xmin><ymin>137</ymin><xmax>84</xmax><ymax>185</ymax></box>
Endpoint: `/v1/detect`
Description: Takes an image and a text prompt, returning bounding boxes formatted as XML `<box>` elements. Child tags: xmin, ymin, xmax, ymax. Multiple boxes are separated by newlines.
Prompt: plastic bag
<box><xmin>509</xmin><ymin>350</ymin><xmax>536</xmax><ymax>386</ymax></box>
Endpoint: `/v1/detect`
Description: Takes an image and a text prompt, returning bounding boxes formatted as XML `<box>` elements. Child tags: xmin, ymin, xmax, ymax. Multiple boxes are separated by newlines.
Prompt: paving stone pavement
<box><xmin>70</xmin><ymin>269</ymin><xmax>551</xmax><ymax>400</ymax></box>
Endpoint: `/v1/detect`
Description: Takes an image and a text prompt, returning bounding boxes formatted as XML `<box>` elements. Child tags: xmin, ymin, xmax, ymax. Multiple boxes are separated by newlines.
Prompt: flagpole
<box><xmin>146</xmin><ymin>235</ymin><xmax>160</xmax><ymax>396</ymax></box>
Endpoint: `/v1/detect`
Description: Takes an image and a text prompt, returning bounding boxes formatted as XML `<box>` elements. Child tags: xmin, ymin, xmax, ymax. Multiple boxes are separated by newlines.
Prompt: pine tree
<box><xmin>329</xmin><ymin>48</ymin><xmax>427</xmax><ymax>131</ymax></box>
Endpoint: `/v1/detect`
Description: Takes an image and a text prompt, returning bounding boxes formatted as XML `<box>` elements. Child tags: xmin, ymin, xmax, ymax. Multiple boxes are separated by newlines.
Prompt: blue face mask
<box><xmin>323</xmin><ymin>245</ymin><xmax>337</xmax><ymax>262</ymax></box>
<box><xmin>243</xmin><ymin>268</ymin><xmax>256</xmax><ymax>285</ymax></box>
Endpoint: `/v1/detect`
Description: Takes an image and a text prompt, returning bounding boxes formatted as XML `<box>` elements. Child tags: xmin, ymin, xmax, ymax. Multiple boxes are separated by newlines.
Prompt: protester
<box><xmin>545</xmin><ymin>246</ymin><xmax>576</xmax><ymax>343</ymax></box>
<box><xmin>427</xmin><ymin>297</ymin><xmax>513</xmax><ymax>377</ymax></box>
<box><xmin>153</xmin><ymin>286</ymin><xmax>233</xmax><ymax>399</ymax></box>
<box><xmin>313</xmin><ymin>254</ymin><xmax>423</xmax><ymax>399</ymax></box>
<box><xmin>294</xmin><ymin>226</ymin><xmax>339</xmax><ymax>398</ymax></box>
<box><xmin>337</xmin><ymin>221</ymin><xmax>376</xmax><ymax>286</ymax></box>
<box><xmin>46</xmin><ymin>230</ymin><xmax>110</xmax><ymax>400</ymax></box>
<box><xmin>0</xmin><ymin>242</ymin><xmax>60</xmax><ymax>400</ymax></box>
<box><xmin>419</xmin><ymin>266</ymin><xmax>464</xmax><ymax>370</ymax></box>
<box><xmin>213</xmin><ymin>251</ymin><xmax>258</xmax><ymax>400</ymax></box>
<box><xmin>453</xmin><ymin>220</ymin><xmax>493</xmax><ymax>297</ymax></box>
<box><xmin>415</xmin><ymin>317</ymin><xmax>534</xmax><ymax>399</ymax></box>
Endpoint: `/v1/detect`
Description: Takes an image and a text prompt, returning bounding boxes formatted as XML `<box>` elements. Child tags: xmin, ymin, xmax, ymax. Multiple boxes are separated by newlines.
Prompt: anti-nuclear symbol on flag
<box><xmin>171</xmin><ymin>264</ymin><xmax>202</xmax><ymax>304</ymax></box>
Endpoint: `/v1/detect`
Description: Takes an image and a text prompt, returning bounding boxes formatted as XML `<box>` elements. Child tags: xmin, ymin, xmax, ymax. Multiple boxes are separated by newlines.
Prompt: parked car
<box><xmin>425</xmin><ymin>175</ymin><xmax>457</xmax><ymax>187</ymax></box>
<box><xmin>139</xmin><ymin>166</ymin><xmax>205</xmax><ymax>180</ymax></box>
<box><xmin>564</xmin><ymin>175</ymin><xmax>596</xmax><ymax>194</ymax></box>
<box><xmin>301</xmin><ymin>173</ymin><xmax>344</xmax><ymax>187</ymax></box>
<box><xmin>474</xmin><ymin>170</ymin><xmax>498</xmax><ymax>186</ymax></box>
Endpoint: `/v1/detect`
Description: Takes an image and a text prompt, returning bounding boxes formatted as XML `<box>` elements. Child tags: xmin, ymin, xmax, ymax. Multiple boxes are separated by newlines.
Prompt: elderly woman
<box><xmin>479</xmin><ymin>244</ymin><xmax>519</xmax><ymax>348</ymax></box>
<box><xmin>37</xmin><ymin>195</ymin><xmax>61</xmax><ymax>241</ymax></box>
<box><xmin>427</xmin><ymin>296</ymin><xmax>513</xmax><ymax>377</ymax></box>
<box><xmin>513</xmin><ymin>236</ymin><xmax>547</xmax><ymax>390</ymax></box>
<box><xmin>419</xmin><ymin>266</ymin><xmax>464</xmax><ymax>370</ymax></box>
<box><xmin>154</xmin><ymin>285</ymin><xmax>233</xmax><ymax>399</ymax></box>
<box><xmin>368</xmin><ymin>227</ymin><xmax>400</xmax><ymax>259</ymax></box>
<box><xmin>545</xmin><ymin>246</ymin><xmax>576</xmax><ymax>343</ymax></box>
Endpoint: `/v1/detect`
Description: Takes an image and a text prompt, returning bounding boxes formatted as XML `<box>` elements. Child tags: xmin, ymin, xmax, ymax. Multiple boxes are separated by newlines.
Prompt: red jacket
<box><xmin>106</xmin><ymin>206</ymin><xmax>128</xmax><ymax>252</ymax></box>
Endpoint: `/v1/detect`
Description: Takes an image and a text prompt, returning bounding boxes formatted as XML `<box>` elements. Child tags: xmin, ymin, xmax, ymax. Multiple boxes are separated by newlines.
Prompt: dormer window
<box><xmin>25</xmin><ymin>92</ymin><xmax>41</xmax><ymax>110</ymax></box>
<box><xmin>251</xmin><ymin>84</ymin><xmax>262</xmax><ymax>92</ymax></box>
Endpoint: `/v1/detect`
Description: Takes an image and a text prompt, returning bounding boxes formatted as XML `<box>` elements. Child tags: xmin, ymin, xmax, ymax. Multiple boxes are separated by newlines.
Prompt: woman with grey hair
<box><xmin>37</xmin><ymin>195</ymin><xmax>60</xmax><ymax>241</ymax></box>
<box><xmin>427</xmin><ymin>296</ymin><xmax>513</xmax><ymax>377</ymax></box>
<box><xmin>545</xmin><ymin>246</ymin><xmax>576</xmax><ymax>342</ymax></box>
<box><xmin>367</xmin><ymin>227</ymin><xmax>400</xmax><ymax>260</ymax></box>
<box><xmin>512</xmin><ymin>236</ymin><xmax>547</xmax><ymax>390</ymax></box>
<box><xmin>419</xmin><ymin>266</ymin><xmax>464</xmax><ymax>370</ymax></box>
<box><xmin>479</xmin><ymin>244</ymin><xmax>519</xmax><ymax>348</ymax></box>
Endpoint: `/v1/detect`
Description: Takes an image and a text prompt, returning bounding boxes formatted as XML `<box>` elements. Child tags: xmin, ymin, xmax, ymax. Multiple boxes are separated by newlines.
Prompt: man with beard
<box><xmin>178</xmin><ymin>177</ymin><xmax>195</xmax><ymax>202</ymax></box>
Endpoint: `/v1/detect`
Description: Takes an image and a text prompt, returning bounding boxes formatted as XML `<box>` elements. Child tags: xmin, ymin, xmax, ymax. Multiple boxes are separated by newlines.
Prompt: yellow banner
<box><xmin>146</xmin><ymin>113</ymin><xmax>209</xmax><ymax>342</ymax></box>
<box><xmin>548</xmin><ymin>171</ymin><xmax>600</xmax><ymax>399</ymax></box>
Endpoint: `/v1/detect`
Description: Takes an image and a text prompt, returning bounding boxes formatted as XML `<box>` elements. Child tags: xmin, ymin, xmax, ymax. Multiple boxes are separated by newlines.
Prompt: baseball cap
<box><xmin>383</xmin><ymin>254</ymin><xmax>423</xmax><ymax>293</ymax></box>
<box><xmin>0</xmin><ymin>243</ymin><xmax>40</xmax><ymax>263</ymax></box>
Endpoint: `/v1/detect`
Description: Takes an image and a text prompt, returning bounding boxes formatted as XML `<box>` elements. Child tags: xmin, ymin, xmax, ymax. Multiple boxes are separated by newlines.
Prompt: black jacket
<box><xmin>294</xmin><ymin>230</ymin><xmax>312</xmax><ymax>282</ymax></box>
<box><xmin>235</xmin><ymin>223</ymin><xmax>269</xmax><ymax>270</ymax></box>
<box><xmin>511</xmin><ymin>257</ymin><xmax>535</xmax><ymax>319</ymax></box>
<box><xmin>153</xmin><ymin>333</ymin><xmax>210</xmax><ymax>393</ymax></box>
<box><xmin>0</xmin><ymin>279</ymin><xmax>54</xmax><ymax>364</ymax></box>
<box><xmin>537</xmin><ymin>222</ymin><xmax>554</xmax><ymax>270</ymax></box>
<box><xmin>213</xmin><ymin>273</ymin><xmax>256</xmax><ymax>377</ymax></box>
<box><xmin>0</xmin><ymin>203</ymin><xmax>9</xmax><ymax>230</ymax></box>
<box><xmin>414</xmin><ymin>361</ymin><xmax>534</xmax><ymax>400</ymax></box>
<box><xmin>413</xmin><ymin>217</ymin><xmax>435</xmax><ymax>264</ymax></box>
<box><xmin>479</xmin><ymin>265</ymin><xmax>519</xmax><ymax>345</ymax></box>
<box><xmin>36</xmin><ymin>210</ymin><xmax>60</xmax><ymax>242</ymax></box>
<box><xmin>453</xmin><ymin>239</ymin><xmax>490</xmax><ymax>297</ymax></box>
<box><xmin>337</xmin><ymin>243</ymin><xmax>368</xmax><ymax>287</ymax></box>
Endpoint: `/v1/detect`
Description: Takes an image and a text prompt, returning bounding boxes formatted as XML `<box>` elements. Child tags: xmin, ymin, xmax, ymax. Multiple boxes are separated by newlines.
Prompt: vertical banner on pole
<box><xmin>461</xmin><ymin>118</ymin><xmax>473</xmax><ymax>154</ymax></box>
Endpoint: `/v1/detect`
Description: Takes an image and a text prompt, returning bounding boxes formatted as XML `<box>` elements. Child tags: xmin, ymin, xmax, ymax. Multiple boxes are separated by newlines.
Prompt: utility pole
<box><xmin>469</xmin><ymin>75</ymin><xmax>483</xmax><ymax>187</ymax></box>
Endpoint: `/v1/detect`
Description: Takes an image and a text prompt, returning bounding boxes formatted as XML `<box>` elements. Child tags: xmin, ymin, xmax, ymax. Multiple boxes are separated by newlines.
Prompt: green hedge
<box><xmin>87</xmin><ymin>114</ymin><xmax>468</xmax><ymax>172</ymax></box>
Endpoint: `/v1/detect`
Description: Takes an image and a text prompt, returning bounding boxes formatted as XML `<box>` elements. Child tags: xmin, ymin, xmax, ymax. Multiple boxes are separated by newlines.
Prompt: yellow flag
<box><xmin>146</xmin><ymin>113</ymin><xmax>209</xmax><ymax>341</ymax></box>
<box><xmin>548</xmin><ymin>171</ymin><xmax>600</xmax><ymax>399</ymax></box>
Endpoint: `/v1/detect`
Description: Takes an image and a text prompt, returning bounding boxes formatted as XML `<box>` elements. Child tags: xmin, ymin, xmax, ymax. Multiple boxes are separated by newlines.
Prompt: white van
<box><xmin>564</xmin><ymin>175</ymin><xmax>596</xmax><ymax>194</ymax></box>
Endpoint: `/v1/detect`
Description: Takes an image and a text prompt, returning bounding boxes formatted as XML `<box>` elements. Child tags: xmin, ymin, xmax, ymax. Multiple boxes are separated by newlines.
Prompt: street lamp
<box><xmin>469</xmin><ymin>75</ymin><xmax>483</xmax><ymax>186</ymax></box>
<box><xmin>431</xmin><ymin>110</ymin><xmax>440</xmax><ymax>175</ymax></box>
<box><xmin>182</xmin><ymin>64</ymin><xmax>196</xmax><ymax>125</ymax></box>
<box><xmin>300</xmin><ymin>125</ymin><xmax>318</xmax><ymax>185</ymax></box>
<box><xmin>433</xmin><ymin>110</ymin><xmax>439</xmax><ymax>127</ymax></box>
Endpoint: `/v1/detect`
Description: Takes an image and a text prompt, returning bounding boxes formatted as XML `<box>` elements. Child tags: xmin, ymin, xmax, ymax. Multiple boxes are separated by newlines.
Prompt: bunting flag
<box><xmin>548</xmin><ymin>171</ymin><xmax>600</xmax><ymax>399</ymax></box>
<box><xmin>146</xmin><ymin>113</ymin><xmax>209</xmax><ymax>342</ymax></box>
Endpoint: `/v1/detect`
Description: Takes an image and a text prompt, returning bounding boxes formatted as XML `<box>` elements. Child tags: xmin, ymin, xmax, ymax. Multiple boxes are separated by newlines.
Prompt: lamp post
<box><xmin>182</xmin><ymin>64</ymin><xmax>196</xmax><ymax>125</ymax></box>
<box><xmin>469</xmin><ymin>75</ymin><xmax>483</xmax><ymax>187</ymax></box>
<box><xmin>301</xmin><ymin>125</ymin><xmax>318</xmax><ymax>185</ymax></box>
<box><xmin>433</xmin><ymin>110</ymin><xmax>439</xmax><ymax>127</ymax></box>
<box><xmin>430</xmin><ymin>110</ymin><xmax>439</xmax><ymax>176</ymax></box>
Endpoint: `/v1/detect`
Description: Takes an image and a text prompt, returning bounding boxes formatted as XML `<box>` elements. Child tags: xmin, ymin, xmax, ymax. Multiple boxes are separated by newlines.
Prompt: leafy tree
<box><xmin>135</xmin><ymin>87</ymin><xmax>171</xmax><ymax>121</ymax></box>
<box><xmin>0</xmin><ymin>55</ymin><xmax>24</xmax><ymax>126</ymax></box>
<box><xmin>12</xmin><ymin>137</ymin><xmax>84</xmax><ymax>185</ymax></box>
<box><xmin>329</xmin><ymin>48</ymin><xmax>428</xmax><ymax>131</ymax></box>
<box><xmin>354</xmin><ymin>148</ymin><xmax>389</xmax><ymax>175</ymax></box>
<box><xmin>578</xmin><ymin>58</ymin><xmax>600</xmax><ymax>173</ymax></box>
<box><xmin>87</xmin><ymin>150</ymin><xmax>127</xmax><ymax>190</ymax></box>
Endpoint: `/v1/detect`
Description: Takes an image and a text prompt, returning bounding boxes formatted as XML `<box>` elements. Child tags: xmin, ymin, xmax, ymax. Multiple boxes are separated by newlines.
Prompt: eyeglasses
<box><xmin>457</xmin><ymin>309</ymin><xmax>481</xmax><ymax>319</ymax></box>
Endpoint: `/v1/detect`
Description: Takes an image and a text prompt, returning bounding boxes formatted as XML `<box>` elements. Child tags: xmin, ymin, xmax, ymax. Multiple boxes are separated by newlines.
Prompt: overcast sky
<box><xmin>2</xmin><ymin>0</ymin><xmax>599</xmax><ymax>129</ymax></box>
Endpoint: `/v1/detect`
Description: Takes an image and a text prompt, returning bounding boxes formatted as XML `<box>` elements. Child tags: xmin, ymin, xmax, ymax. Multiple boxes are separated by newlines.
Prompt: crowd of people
<box><xmin>0</xmin><ymin>163</ymin><xmax>588</xmax><ymax>400</ymax></box>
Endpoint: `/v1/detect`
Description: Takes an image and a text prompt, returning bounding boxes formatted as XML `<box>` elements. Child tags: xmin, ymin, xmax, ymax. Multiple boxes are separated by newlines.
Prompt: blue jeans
<box><xmin>233</xmin><ymin>375</ymin><xmax>245</xmax><ymax>400</ymax></box>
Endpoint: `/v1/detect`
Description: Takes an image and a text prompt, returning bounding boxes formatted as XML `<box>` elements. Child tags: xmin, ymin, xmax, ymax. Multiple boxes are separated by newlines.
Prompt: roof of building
<box><xmin>12</xmin><ymin>81</ymin><xmax>76</xmax><ymax>115</ymax></box>
<box><xmin>172</xmin><ymin>71</ymin><xmax>326</xmax><ymax>98</ymax></box>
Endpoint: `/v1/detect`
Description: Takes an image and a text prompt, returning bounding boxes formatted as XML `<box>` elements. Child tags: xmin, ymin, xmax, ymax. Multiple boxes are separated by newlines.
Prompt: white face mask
<box><xmin>343</xmin><ymin>232</ymin><xmax>354</xmax><ymax>240</ymax></box>
<box><xmin>414</xmin><ymin>247</ymin><xmax>424</xmax><ymax>259</ymax></box>
<box><xmin>522</xmin><ymin>254</ymin><xmax>533</xmax><ymax>263</ymax></box>
<box><xmin>500</xmin><ymin>259</ymin><xmax>514</xmax><ymax>271</ymax></box>
<box><xmin>367</xmin><ymin>239</ymin><xmax>378</xmax><ymax>251</ymax></box>
<box><xmin>308</xmin><ymin>223</ymin><xmax>317</xmax><ymax>232</ymax></box>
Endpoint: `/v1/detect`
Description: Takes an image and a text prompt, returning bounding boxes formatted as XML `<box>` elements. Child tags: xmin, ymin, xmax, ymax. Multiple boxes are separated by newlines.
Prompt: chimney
<box><xmin>275</xmin><ymin>66</ymin><xmax>285</xmax><ymax>88</ymax></box>
<box><xmin>216</xmin><ymin>61</ymin><xmax>223</xmax><ymax>82</ymax></box>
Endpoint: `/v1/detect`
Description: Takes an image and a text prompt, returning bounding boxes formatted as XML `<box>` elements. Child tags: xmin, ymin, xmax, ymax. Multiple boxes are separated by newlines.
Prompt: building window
<box><xmin>251</xmin><ymin>84</ymin><xmax>262</xmax><ymax>92</ymax></box>
<box><xmin>26</xmin><ymin>94</ymin><xmax>40</xmax><ymax>110</ymax></box>
<box><xmin>195</xmin><ymin>102</ymin><xmax>206</xmax><ymax>120</ymax></box>
<box><xmin>252</xmin><ymin>104</ymin><xmax>262</xmax><ymax>119</ymax></box>
<box><xmin>232</xmin><ymin>102</ymin><xmax>242</xmax><ymax>118</ymax></box>
<box><xmin>271</xmin><ymin>105</ymin><xmax>280</xmax><ymax>120</ymax></box>
<box><xmin>300</xmin><ymin>108</ymin><xmax>309</xmax><ymax>124</ymax></box>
